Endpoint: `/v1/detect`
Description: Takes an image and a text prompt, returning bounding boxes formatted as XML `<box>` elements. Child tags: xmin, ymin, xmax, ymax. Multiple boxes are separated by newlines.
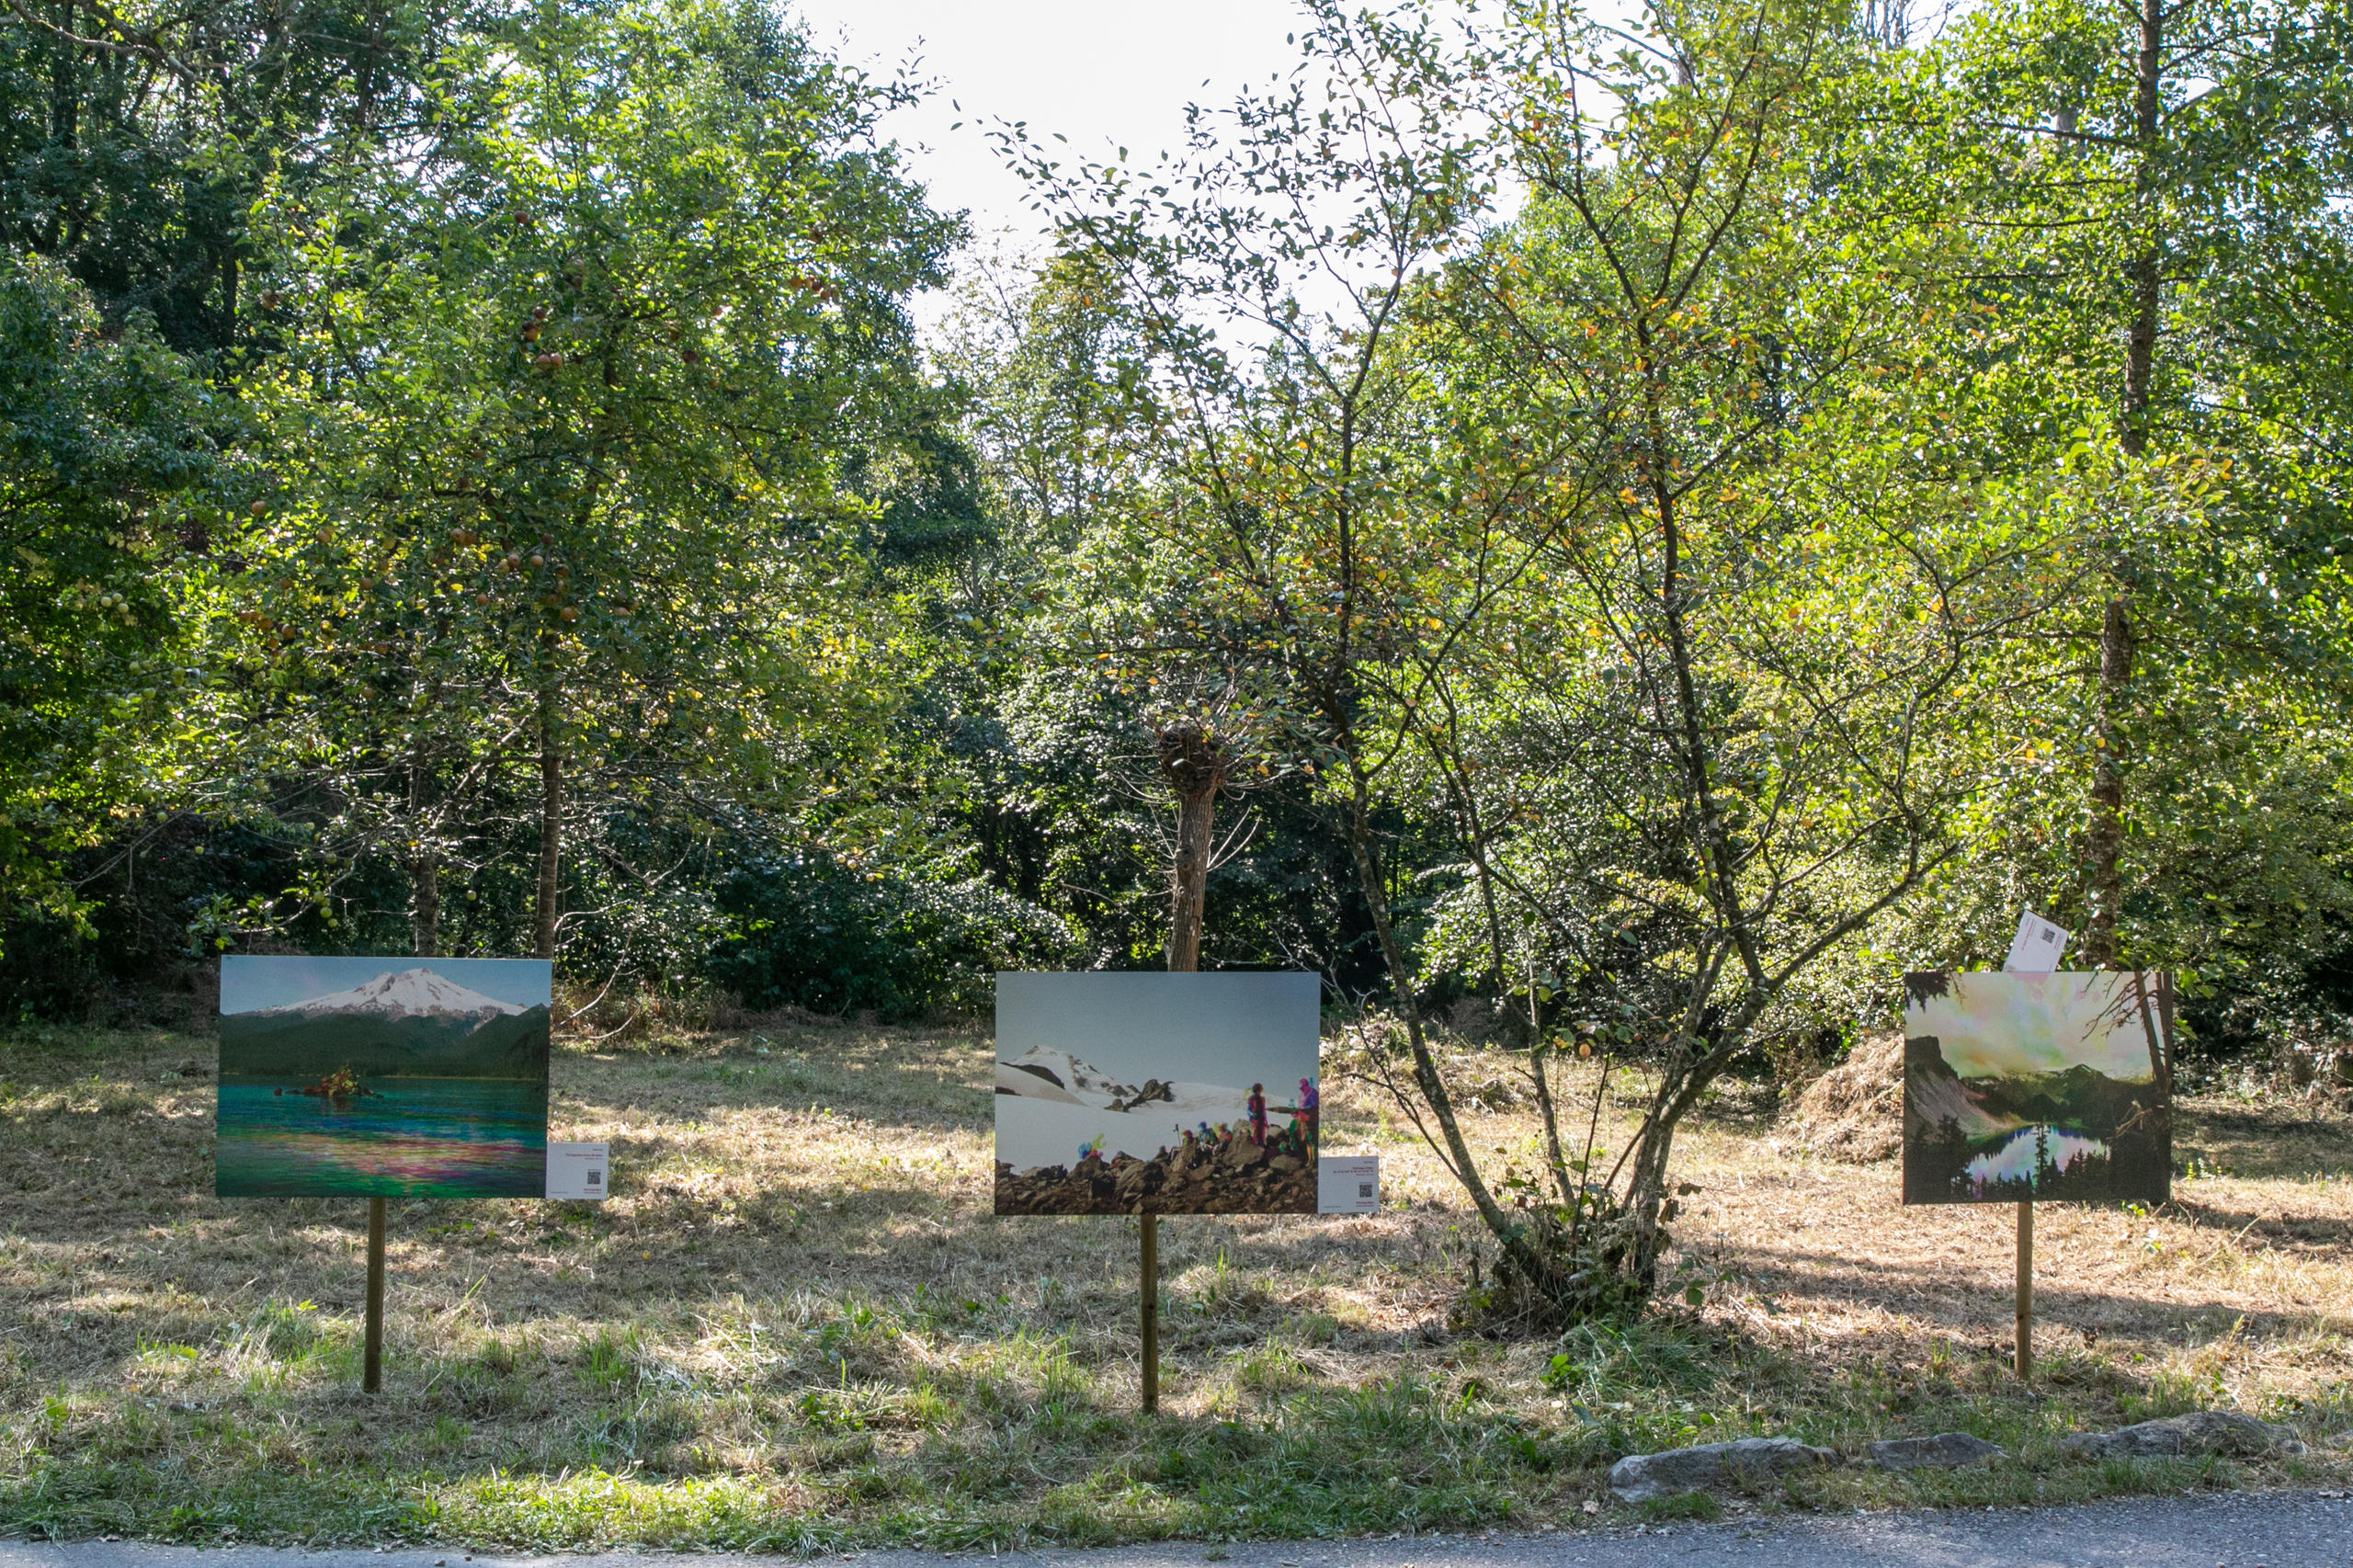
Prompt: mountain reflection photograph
<box><xmin>1902</xmin><ymin>971</ymin><xmax>2172</xmax><ymax>1206</ymax></box>
<box><xmin>994</xmin><ymin>971</ymin><xmax>1320</xmax><ymax>1216</ymax></box>
<box><xmin>216</xmin><ymin>957</ymin><xmax>551</xmax><ymax>1197</ymax></box>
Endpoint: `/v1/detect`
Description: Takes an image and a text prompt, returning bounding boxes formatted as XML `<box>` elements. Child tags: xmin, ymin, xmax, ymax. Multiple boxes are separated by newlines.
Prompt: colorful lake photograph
<box><xmin>216</xmin><ymin>957</ymin><xmax>551</xmax><ymax>1198</ymax></box>
<box><xmin>1902</xmin><ymin>970</ymin><xmax>2172</xmax><ymax>1206</ymax></box>
<box><xmin>994</xmin><ymin>971</ymin><xmax>1321</xmax><ymax>1216</ymax></box>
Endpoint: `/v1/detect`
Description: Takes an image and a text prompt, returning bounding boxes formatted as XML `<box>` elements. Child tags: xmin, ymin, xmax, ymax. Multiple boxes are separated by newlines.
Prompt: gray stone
<box><xmin>1868</xmin><ymin>1432</ymin><xmax>2006</xmax><ymax>1471</ymax></box>
<box><xmin>2058</xmin><ymin>1409</ymin><xmax>2306</xmax><ymax>1460</ymax></box>
<box><xmin>1608</xmin><ymin>1436</ymin><xmax>1837</xmax><ymax>1502</ymax></box>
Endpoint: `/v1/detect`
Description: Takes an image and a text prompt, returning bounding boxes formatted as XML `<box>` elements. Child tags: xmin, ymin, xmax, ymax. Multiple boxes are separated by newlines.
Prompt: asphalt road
<box><xmin>5</xmin><ymin>1493</ymin><xmax>2346</xmax><ymax>1568</ymax></box>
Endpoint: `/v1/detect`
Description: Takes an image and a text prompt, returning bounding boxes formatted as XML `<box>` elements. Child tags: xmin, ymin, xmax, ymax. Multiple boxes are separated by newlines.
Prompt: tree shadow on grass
<box><xmin>2162</xmin><ymin>1195</ymin><xmax>2353</xmax><ymax>1252</ymax></box>
<box><xmin>2176</xmin><ymin>1101</ymin><xmax>2353</xmax><ymax>1182</ymax></box>
<box><xmin>1705</xmin><ymin>1236</ymin><xmax>2338</xmax><ymax>1347</ymax></box>
<box><xmin>560</xmin><ymin>1028</ymin><xmax>996</xmax><ymax>1138</ymax></box>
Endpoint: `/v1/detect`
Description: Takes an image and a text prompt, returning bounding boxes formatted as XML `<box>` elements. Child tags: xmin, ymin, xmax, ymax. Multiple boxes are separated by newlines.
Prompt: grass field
<box><xmin>4</xmin><ymin>1015</ymin><xmax>2350</xmax><ymax>1551</ymax></box>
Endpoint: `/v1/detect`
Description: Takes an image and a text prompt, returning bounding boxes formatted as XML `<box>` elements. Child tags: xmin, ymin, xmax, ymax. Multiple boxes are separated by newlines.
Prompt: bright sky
<box><xmin>787</xmin><ymin>0</ymin><xmax>1991</xmax><ymax>256</ymax></box>
<box><xmin>220</xmin><ymin>957</ymin><xmax>552</xmax><ymax>1014</ymax></box>
<box><xmin>996</xmin><ymin>971</ymin><xmax>1321</xmax><ymax>1090</ymax></box>
<box><xmin>787</xmin><ymin>0</ymin><xmax>1320</xmax><ymax>249</ymax></box>
<box><xmin>1905</xmin><ymin>972</ymin><xmax>2165</xmax><ymax>1083</ymax></box>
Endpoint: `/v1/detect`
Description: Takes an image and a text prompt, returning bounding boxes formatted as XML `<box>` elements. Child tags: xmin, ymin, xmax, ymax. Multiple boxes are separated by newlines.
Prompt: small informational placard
<box><xmin>2004</xmin><ymin>911</ymin><xmax>2071</xmax><ymax>973</ymax></box>
<box><xmin>1318</xmin><ymin>1153</ymin><xmax>1381</xmax><ymax>1214</ymax></box>
<box><xmin>545</xmin><ymin>1142</ymin><xmax>609</xmax><ymax>1200</ymax></box>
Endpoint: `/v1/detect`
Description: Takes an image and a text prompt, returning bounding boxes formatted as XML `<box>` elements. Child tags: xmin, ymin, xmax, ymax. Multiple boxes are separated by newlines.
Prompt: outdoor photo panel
<box><xmin>994</xmin><ymin>971</ymin><xmax>1321</xmax><ymax>1215</ymax></box>
<box><xmin>217</xmin><ymin>957</ymin><xmax>552</xmax><ymax>1198</ymax></box>
<box><xmin>1902</xmin><ymin>971</ymin><xmax>2171</xmax><ymax>1207</ymax></box>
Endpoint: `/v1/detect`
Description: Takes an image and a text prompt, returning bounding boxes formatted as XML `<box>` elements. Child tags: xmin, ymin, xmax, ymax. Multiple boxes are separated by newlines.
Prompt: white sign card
<box><xmin>546</xmin><ymin>1142</ymin><xmax>609</xmax><ymax>1199</ymax></box>
<box><xmin>1318</xmin><ymin>1153</ymin><xmax>1381</xmax><ymax>1214</ymax></box>
<box><xmin>2004</xmin><ymin>910</ymin><xmax>2072</xmax><ymax>973</ymax></box>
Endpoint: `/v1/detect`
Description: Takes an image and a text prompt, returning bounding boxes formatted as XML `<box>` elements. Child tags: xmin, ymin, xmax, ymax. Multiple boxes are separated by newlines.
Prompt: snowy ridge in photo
<box><xmin>250</xmin><ymin>966</ymin><xmax>528</xmax><ymax>1022</ymax></box>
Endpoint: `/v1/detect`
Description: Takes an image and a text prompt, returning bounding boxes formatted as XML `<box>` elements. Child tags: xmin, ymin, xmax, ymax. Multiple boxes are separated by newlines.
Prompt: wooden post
<box><xmin>1140</xmin><ymin>1212</ymin><xmax>1159</xmax><ymax>1414</ymax></box>
<box><xmin>1155</xmin><ymin>757</ymin><xmax>1210</xmax><ymax>1423</ymax></box>
<box><xmin>364</xmin><ymin>1197</ymin><xmax>387</xmax><ymax>1393</ymax></box>
<box><xmin>2014</xmin><ymin>1199</ymin><xmax>2033</xmax><ymax>1381</ymax></box>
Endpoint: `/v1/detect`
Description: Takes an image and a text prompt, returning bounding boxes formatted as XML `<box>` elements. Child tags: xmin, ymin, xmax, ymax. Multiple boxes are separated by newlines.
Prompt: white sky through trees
<box><xmin>787</xmin><ymin>0</ymin><xmax>1315</xmax><ymax>248</ymax></box>
<box><xmin>790</xmin><ymin>0</ymin><xmax>1974</xmax><ymax>256</ymax></box>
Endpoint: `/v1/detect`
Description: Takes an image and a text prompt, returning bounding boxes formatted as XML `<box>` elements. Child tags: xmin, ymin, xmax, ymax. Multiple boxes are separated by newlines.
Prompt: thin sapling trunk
<box><xmin>533</xmin><ymin>669</ymin><xmax>562</xmax><ymax>962</ymax></box>
<box><xmin>1157</xmin><ymin>721</ymin><xmax>1226</xmax><ymax>972</ymax></box>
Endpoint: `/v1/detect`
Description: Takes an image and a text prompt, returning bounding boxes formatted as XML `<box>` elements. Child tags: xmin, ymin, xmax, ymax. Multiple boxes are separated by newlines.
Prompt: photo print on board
<box><xmin>1902</xmin><ymin>971</ymin><xmax>2172</xmax><ymax>1206</ymax></box>
<box><xmin>994</xmin><ymin>971</ymin><xmax>1321</xmax><ymax>1215</ymax></box>
<box><xmin>216</xmin><ymin>957</ymin><xmax>551</xmax><ymax>1197</ymax></box>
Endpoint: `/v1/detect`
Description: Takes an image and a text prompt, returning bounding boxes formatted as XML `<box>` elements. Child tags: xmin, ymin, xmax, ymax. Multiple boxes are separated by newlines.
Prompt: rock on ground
<box><xmin>1608</xmin><ymin>1436</ymin><xmax>1836</xmax><ymax>1502</ymax></box>
<box><xmin>2058</xmin><ymin>1409</ymin><xmax>2306</xmax><ymax>1460</ymax></box>
<box><xmin>1867</xmin><ymin>1432</ymin><xmax>2005</xmax><ymax>1471</ymax></box>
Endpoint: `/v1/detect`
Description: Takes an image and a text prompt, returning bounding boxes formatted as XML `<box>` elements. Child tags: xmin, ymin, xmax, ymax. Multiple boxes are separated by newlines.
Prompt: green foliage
<box><xmin>0</xmin><ymin>253</ymin><xmax>220</xmax><ymax>946</ymax></box>
<box><xmin>1850</xmin><ymin>0</ymin><xmax>2353</xmax><ymax>1031</ymax></box>
<box><xmin>709</xmin><ymin>853</ymin><xmax>1074</xmax><ymax>1019</ymax></box>
<box><xmin>1</xmin><ymin>0</ymin><xmax>2350</xmax><ymax>1111</ymax></box>
<box><xmin>222</xmin><ymin>0</ymin><xmax>959</xmax><ymax>901</ymax></box>
<box><xmin>0</xmin><ymin>0</ymin><xmax>481</xmax><ymax>355</ymax></box>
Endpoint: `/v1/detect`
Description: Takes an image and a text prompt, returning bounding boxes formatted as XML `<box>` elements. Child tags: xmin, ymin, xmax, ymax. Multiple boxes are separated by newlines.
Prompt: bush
<box><xmin>708</xmin><ymin>853</ymin><xmax>1074</xmax><ymax>1019</ymax></box>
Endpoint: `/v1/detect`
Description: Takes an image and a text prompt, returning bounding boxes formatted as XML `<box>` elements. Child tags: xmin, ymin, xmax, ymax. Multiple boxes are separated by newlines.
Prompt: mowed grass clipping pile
<box><xmin>3</xmin><ymin>1019</ymin><xmax>2351</xmax><ymax>1550</ymax></box>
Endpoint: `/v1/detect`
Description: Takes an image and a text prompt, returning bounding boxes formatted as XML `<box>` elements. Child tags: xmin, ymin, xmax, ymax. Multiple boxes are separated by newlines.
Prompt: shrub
<box><xmin>708</xmin><ymin>853</ymin><xmax>1074</xmax><ymax>1019</ymax></box>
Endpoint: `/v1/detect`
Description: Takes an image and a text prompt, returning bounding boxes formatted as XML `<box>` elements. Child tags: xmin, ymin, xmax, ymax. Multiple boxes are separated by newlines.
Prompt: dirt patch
<box><xmin>1788</xmin><ymin>1030</ymin><xmax>1904</xmax><ymax>1164</ymax></box>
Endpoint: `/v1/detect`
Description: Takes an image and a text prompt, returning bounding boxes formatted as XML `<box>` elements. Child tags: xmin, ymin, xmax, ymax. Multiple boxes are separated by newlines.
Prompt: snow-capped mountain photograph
<box><xmin>217</xmin><ymin>957</ymin><xmax>551</xmax><ymax>1198</ymax></box>
<box><xmin>248</xmin><ymin>966</ymin><xmax>530</xmax><ymax>1021</ymax></box>
<box><xmin>994</xmin><ymin>971</ymin><xmax>1321</xmax><ymax>1216</ymax></box>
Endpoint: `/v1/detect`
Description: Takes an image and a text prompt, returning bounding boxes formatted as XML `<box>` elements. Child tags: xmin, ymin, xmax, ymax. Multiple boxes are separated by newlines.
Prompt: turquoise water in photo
<box><xmin>1960</xmin><ymin>1122</ymin><xmax>2110</xmax><ymax>1199</ymax></box>
<box><xmin>216</xmin><ymin>1076</ymin><xmax>547</xmax><ymax>1197</ymax></box>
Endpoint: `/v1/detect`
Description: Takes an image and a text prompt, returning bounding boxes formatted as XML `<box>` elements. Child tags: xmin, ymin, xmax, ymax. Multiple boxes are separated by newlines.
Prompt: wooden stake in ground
<box><xmin>1140</xmin><ymin>1212</ymin><xmax>1159</xmax><ymax>1414</ymax></box>
<box><xmin>364</xmin><ymin>1196</ymin><xmax>387</xmax><ymax>1393</ymax></box>
<box><xmin>2015</xmin><ymin>1199</ymin><xmax>2033</xmax><ymax>1381</ymax></box>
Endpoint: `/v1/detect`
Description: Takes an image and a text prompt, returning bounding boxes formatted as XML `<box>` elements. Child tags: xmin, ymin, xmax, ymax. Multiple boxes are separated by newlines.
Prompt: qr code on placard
<box><xmin>1358</xmin><ymin>1182</ymin><xmax>1374</xmax><ymax>1199</ymax></box>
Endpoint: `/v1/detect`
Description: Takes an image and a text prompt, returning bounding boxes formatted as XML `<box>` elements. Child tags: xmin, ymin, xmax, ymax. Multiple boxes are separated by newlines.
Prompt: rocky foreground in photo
<box><xmin>994</xmin><ymin>1134</ymin><xmax>1315</xmax><ymax>1214</ymax></box>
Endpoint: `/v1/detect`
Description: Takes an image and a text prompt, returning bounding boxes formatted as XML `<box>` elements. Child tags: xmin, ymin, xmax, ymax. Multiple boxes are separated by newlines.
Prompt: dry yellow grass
<box><xmin>1</xmin><ymin>1018</ymin><xmax>2347</xmax><ymax>1550</ymax></box>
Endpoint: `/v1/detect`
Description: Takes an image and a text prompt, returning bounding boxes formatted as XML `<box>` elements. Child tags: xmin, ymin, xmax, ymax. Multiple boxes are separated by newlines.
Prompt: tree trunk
<box><xmin>1620</xmin><ymin>1082</ymin><xmax>1687</xmax><ymax>1281</ymax></box>
<box><xmin>533</xmin><ymin>677</ymin><xmax>562</xmax><ymax>962</ymax></box>
<box><xmin>1340</xmin><ymin>767</ymin><xmax>1552</xmax><ymax>1289</ymax></box>
<box><xmin>1443</xmin><ymin>760</ymin><xmax>1581</xmax><ymax>1205</ymax></box>
<box><xmin>2125</xmin><ymin>0</ymin><xmax>2165</xmax><ymax>421</ymax></box>
<box><xmin>1155</xmin><ymin>721</ymin><xmax>1225</xmax><ymax>972</ymax></box>
<box><xmin>2084</xmin><ymin>0</ymin><xmax>2164</xmax><ymax>969</ymax></box>
<box><xmin>1524</xmin><ymin>985</ymin><xmax>1576</xmax><ymax>1210</ymax></box>
<box><xmin>408</xmin><ymin>743</ymin><xmax>439</xmax><ymax>959</ymax></box>
<box><xmin>2081</xmin><ymin>598</ymin><xmax>2135</xmax><ymax>967</ymax></box>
